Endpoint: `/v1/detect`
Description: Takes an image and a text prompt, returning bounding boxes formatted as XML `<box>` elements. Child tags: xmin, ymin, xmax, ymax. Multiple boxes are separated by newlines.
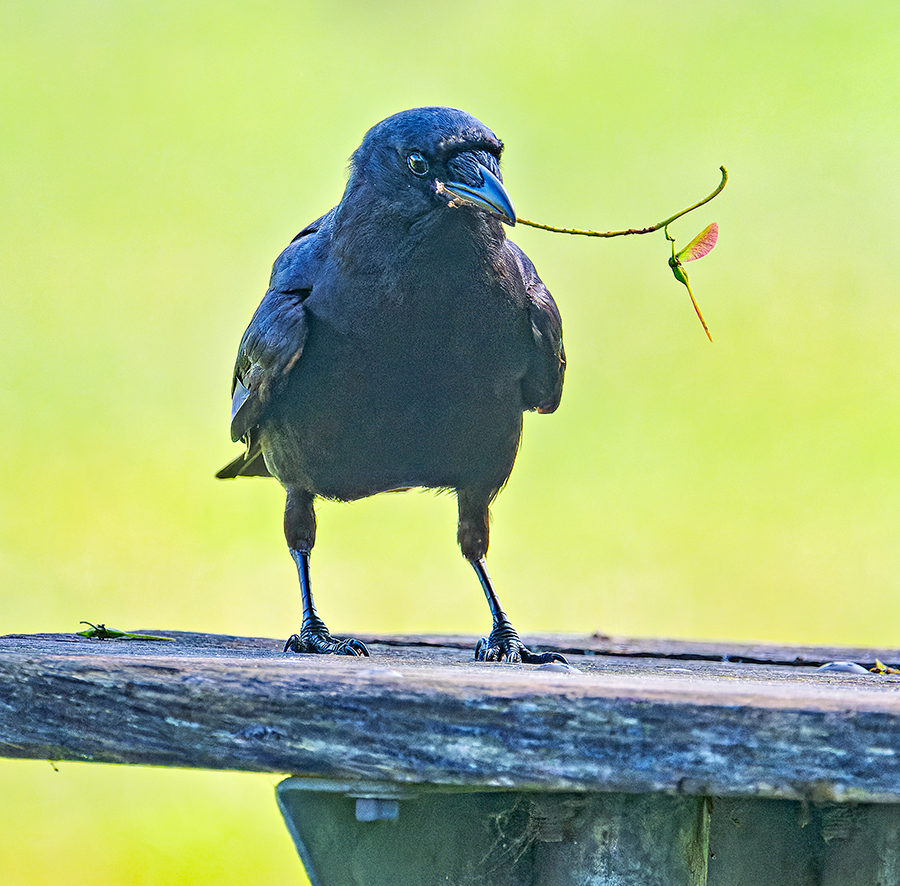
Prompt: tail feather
<box><xmin>216</xmin><ymin>439</ymin><xmax>271</xmax><ymax>479</ymax></box>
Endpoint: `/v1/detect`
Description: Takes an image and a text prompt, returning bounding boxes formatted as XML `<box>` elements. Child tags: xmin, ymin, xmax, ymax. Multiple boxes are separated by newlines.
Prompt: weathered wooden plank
<box><xmin>2</xmin><ymin>631</ymin><xmax>900</xmax><ymax>802</ymax></box>
<box><xmin>361</xmin><ymin>632</ymin><xmax>900</xmax><ymax>669</ymax></box>
<box><xmin>7</xmin><ymin>629</ymin><xmax>900</xmax><ymax>666</ymax></box>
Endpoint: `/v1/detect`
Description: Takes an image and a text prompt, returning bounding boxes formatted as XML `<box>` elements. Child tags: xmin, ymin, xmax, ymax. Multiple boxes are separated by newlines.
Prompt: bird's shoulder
<box><xmin>270</xmin><ymin>207</ymin><xmax>336</xmax><ymax>290</ymax></box>
<box><xmin>228</xmin><ymin>209</ymin><xmax>336</xmax><ymax>442</ymax></box>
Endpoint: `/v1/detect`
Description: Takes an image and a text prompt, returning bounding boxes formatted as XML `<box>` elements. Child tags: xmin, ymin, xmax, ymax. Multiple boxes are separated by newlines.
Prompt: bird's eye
<box><xmin>407</xmin><ymin>153</ymin><xmax>429</xmax><ymax>176</ymax></box>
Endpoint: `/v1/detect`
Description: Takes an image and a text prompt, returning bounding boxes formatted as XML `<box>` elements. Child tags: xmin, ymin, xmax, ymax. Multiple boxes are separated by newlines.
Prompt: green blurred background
<box><xmin>2</xmin><ymin>1</ymin><xmax>898</xmax><ymax>883</ymax></box>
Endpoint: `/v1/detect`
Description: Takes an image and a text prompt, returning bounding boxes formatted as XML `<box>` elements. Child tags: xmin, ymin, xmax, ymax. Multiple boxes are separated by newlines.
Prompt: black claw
<box><xmin>341</xmin><ymin>638</ymin><xmax>371</xmax><ymax>657</ymax></box>
<box><xmin>521</xmin><ymin>649</ymin><xmax>569</xmax><ymax>665</ymax></box>
<box><xmin>284</xmin><ymin>631</ymin><xmax>369</xmax><ymax>656</ymax></box>
<box><xmin>474</xmin><ymin>624</ymin><xmax>568</xmax><ymax>665</ymax></box>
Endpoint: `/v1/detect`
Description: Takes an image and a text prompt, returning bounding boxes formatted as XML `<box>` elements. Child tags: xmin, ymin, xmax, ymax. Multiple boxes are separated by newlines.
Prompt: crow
<box><xmin>218</xmin><ymin>107</ymin><xmax>566</xmax><ymax>663</ymax></box>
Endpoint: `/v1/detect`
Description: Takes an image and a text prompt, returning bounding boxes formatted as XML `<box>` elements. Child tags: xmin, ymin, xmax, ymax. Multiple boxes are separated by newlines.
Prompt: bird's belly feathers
<box><xmin>262</xmin><ymin>295</ymin><xmax>529</xmax><ymax>499</ymax></box>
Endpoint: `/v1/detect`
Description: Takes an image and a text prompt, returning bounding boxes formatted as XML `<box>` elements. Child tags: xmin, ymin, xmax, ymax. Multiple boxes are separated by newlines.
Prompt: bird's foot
<box><xmin>474</xmin><ymin>622</ymin><xmax>568</xmax><ymax>665</ymax></box>
<box><xmin>284</xmin><ymin>629</ymin><xmax>369</xmax><ymax>656</ymax></box>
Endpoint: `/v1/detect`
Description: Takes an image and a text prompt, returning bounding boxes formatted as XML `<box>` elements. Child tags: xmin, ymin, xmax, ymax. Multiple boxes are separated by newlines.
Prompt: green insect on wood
<box><xmin>76</xmin><ymin>622</ymin><xmax>175</xmax><ymax>641</ymax></box>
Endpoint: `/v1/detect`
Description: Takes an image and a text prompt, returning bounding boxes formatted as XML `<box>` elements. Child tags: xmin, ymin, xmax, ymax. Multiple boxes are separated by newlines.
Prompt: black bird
<box><xmin>217</xmin><ymin>107</ymin><xmax>566</xmax><ymax>663</ymax></box>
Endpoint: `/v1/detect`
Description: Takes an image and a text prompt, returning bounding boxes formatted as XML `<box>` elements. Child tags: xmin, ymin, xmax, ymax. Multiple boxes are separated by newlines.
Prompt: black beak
<box><xmin>442</xmin><ymin>164</ymin><xmax>516</xmax><ymax>227</ymax></box>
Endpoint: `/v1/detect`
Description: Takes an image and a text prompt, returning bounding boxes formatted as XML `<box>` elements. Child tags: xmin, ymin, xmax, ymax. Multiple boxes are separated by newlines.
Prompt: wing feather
<box><xmin>506</xmin><ymin>241</ymin><xmax>565</xmax><ymax>414</ymax></box>
<box><xmin>226</xmin><ymin>210</ymin><xmax>334</xmax><ymax>445</ymax></box>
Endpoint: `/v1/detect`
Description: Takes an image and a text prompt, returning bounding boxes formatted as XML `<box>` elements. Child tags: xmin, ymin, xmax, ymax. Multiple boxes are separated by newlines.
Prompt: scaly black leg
<box><xmin>471</xmin><ymin>558</ymin><xmax>567</xmax><ymax>664</ymax></box>
<box><xmin>283</xmin><ymin>549</ymin><xmax>369</xmax><ymax>656</ymax></box>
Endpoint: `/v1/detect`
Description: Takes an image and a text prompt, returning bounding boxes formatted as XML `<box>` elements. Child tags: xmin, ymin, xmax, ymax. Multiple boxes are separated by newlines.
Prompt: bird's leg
<box><xmin>282</xmin><ymin>549</ymin><xmax>368</xmax><ymax>656</ymax></box>
<box><xmin>457</xmin><ymin>487</ymin><xmax>566</xmax><ymax>665</ymax></box>
<box><xmin>282</xmin><ymin>490</ymin><xmax>368</xmax><ymax>657</ymax></box>
<box><xmin>471</xmin><ymin>558</ymin><xmax>567</xmax><ymax>664</ymax></box>
<box><xmin>471</xmin><ymin>556</ymin><xmax>519</xmax><ymax>658</ymax></box>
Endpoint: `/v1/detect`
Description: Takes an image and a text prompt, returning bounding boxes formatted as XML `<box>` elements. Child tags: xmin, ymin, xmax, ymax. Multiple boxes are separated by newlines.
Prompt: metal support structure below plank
<box><xmin>277</xmin><ymin>778</ymin><xmax>709</xmax><ymax>886</ymax></box>
<box><xmin>277</xmin><ymin>779</ymin><xmax>900</xmax><ymax>886</ymax></box>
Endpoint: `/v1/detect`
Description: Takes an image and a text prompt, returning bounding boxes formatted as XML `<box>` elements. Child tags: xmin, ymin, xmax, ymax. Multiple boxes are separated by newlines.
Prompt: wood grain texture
<box><xmin>2</xmin><ymin>631</ymin><xmax>900</xmax><ymax>802</ymax></box>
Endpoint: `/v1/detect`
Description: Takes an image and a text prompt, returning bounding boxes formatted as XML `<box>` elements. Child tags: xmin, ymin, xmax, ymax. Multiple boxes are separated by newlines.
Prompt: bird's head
<box><xmin>345</xmin><ymin>107</ymin><xmax>516</xmax><ymax>228</ymax></box>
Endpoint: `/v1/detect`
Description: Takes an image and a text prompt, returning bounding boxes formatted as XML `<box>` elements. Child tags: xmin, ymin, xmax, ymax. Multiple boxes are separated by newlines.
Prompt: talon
<box><xmin>474</xmin><ymin>623</ymin><xmax>568</xmax><ymax>665</ymax></box>
<box><xmin>283</xmin><ymin>629</ymin><xmax>369</xmax><ymax>656</ymax></box>
<box><xmin>284</xmin><ymin>633</ymin><xmax>303</xmax><ymax>653</ymax></box>
<box><xmin>338</xmin><ymin>638</ymin><xmax>370</xmax><ymax>657</ymax></box>
<box><xmin>520</xmin><ymin>649</ymin><xmax>568</xmax><ymax>665</ymax></box>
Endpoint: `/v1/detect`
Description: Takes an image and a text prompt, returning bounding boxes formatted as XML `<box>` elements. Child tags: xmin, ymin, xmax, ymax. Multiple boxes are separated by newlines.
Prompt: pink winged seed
<box><xmin>676</xmin><ymin>222</ymin><xmax>718</xmax><ymax>263</ymax></box>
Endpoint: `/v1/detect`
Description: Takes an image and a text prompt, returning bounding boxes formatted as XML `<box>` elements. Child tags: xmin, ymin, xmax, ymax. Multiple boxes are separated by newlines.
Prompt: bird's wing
<box><xmin>506</xmin><ymin>241</ymin><xmax>566</xmax><ymax>414</ymax></box>
<box><xmin>228</xmin><ymin>209</ymin><xmax>335</xmax><ymax>443</ymax></box>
